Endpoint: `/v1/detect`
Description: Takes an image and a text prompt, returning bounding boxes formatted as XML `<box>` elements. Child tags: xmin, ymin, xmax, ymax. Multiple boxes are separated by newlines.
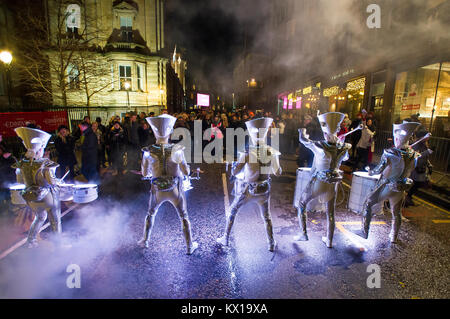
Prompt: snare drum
<box><xmin>59</xmin><ymin>183</ymin><xmax>74</xmax><ymax>202</ymax></box>
<box><xmin>182</xmin><ymin>176</ymin><xmax>193</xmax><ymax>191</ymax></box>
<box><xmin>73</xmin><ymin>184</ymin><xmax>98</xmax><ymax>203</ymax></box>
<box><xmin>293</xmin><ymin>167</ymin><xmax>323</xmax><ymax>212</ymax></box>
<box><xmin>9</xmin><ymin>184</ymin><xmax>26</xmax><ymax>205</ymax></box>
<box><xmin>231</xmin><ymin>171</ymin><xmax>246</xmax><ymax>197</ymax></box>
<box><xmin>348</xmin><ymin>171</ymin><xmax>381</xmax><ymax>214</ymax></box>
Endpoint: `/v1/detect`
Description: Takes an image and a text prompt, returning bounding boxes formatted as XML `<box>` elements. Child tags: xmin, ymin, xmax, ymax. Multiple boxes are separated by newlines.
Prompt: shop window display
<box><xmin>393</xmin><ymin>62</ymin><xmax>450</xmax><ymax>136</ymax></box>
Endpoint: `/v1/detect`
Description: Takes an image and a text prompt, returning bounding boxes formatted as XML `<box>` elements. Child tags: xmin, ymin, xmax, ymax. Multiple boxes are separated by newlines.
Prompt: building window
<box><xmin>111</xmin><ymin>64</ymin><xmax>114</xmax><ymax>90</ymax></box>
<box><xmin>119</xmin><ymin>65</ymin><xmax>132</xmax><ymax>90</ymax></box>
<box><xmin>137</xmin><ymin>64</ymin><xmax>144</xmax><ymax>91</ymax></box>
<box><xmin>66</xmin><ymin>4</ymin><xmax>81</xmax><ymax>39</ymax></box>
<box><xmin>393</xmin><ymin>62</ymin><xmax>450</xmax><ymax>136</ymax></box>
<box><xmin>120</xmin><ymin>16</ymin><xmax>132</xmax><ymax>42</ymax></box>
<box><xmin>67</xmin><ymin>63</ymin><xmax>80</xmax><ymax>89</ymax></box>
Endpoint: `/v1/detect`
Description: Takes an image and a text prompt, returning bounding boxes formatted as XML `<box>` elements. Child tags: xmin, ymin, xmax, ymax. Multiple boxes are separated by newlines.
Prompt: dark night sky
<box><xmin>165</xmin><ymin>0</ymin><xmax>270</xmax><ymax>95</ymax></box>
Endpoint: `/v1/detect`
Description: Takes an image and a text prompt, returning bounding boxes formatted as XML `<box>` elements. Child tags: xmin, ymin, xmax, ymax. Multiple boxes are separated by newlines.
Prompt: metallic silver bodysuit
<box><xmin>13</xmin><ymin>158</ymin><xmax>61</xmax><ymax>246</ymax></box>
<box><xmin>138</xmin><ymin>143</ymin><xmax>198</xmax><ymax>254</ymax></box>
<box><xmin>217</xmin><ymin>144</ymin><xmax>282</xmax><ymax>251</ymax></box>
<box><xmin>296</xmin><ymin>136</ymin><xmax>351</xmax><ymax>248</ymax></box>
<box><xmin>361</xmin><ymin>147</ymin><xmax>419</xmax><ymax>242</ymax></box>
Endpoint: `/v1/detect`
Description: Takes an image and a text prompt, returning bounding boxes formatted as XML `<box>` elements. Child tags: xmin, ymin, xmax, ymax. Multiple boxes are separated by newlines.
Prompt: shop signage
<box><xmin>330</xmin><ymin>69</ymin><xmax>355</xmax><ymax>81</ymax></box>
<box><xmin>0</xmin><ymin>111</ymin><xmax>68</xmax><ymax>137</ymax></box>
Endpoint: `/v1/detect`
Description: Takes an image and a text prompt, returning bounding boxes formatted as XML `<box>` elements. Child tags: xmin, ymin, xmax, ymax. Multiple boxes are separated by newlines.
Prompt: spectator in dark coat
<box><xmin>79</xmin><ymin>122</ymin><xmax>99</xmax><ymax>182</ymax></box>
<box><xmin>107</xmin><ymin>121</ymin><xmax>126</xmax><ymax>176</ymax></box>
<box><xmin>54</xmin><ymin>125</ymin><xmax>77</xmax><ymax>182</ymax></box>
<box><xmin>138</xmin><ymin>120</ymin><xmax>154</xmax><ymax>148</ymax></box>
<box><xmin>0</xmin><ymin>142</ymin><xmax>16</xmax><ymax>203</ymax></box>
<box><xmin>124</xmin><ymin>112</ymin><xmax>140</xmax><ymax>171</ymax></box>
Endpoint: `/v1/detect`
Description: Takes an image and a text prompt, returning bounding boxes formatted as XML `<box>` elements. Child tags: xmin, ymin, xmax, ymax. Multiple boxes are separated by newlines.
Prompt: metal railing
<box><xmin>375</xmin><ymin>130</ymin><xmax>450</xmax><ymax>173</ymax></box>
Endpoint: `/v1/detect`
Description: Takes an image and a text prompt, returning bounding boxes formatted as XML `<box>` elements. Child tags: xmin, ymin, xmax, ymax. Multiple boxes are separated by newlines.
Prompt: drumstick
<box><xmin>60</xmin><ymin>170</ymin><xmax>70</xmax><ymax>182</ymax></box>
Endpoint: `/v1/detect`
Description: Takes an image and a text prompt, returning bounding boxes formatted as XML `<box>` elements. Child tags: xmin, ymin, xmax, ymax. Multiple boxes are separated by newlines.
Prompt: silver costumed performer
<box><xmin>13</xmin><ymin>127</ymin><xmax>61</xmax><ymax>247</ymax></box>
<box><xmin>295</xmin><ymin>112</ymin><xmax>351</xmax><ymax>248</ymax></box>
<box><xmin>137</xmin><ymin>114</ymin><xmax>199</xmax><ymax>255</ymax></box>
<box><xmin>217</xmin><ymin>117</ymin><xmax>282</xmax><ymax>252</ymax></box>
<box><xmin>361</xmin><ymin>121</ymin><xmax>424</xmax><ymax>242</ymax></box>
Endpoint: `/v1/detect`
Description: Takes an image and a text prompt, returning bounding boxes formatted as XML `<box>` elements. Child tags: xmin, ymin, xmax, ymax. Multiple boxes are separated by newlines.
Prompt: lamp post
<box><xmin>124</xmin><ymin>81</ymin><xmax>131</xmax><ymax>110</ymax></box>
<box><xmin>0</xmin><ymin>50</ymin><xmax>13</xmax><ymax>107</ymax></box>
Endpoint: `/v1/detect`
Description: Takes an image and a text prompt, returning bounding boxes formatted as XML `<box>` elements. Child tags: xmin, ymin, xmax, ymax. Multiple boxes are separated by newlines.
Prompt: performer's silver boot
<box><xmin>294</xmin><ymin>205</ymin><xmax>308</xmax><ymax>241</ymax></box>
<box><xmin>181</xmin><ymin>217</ymin><xmax>198</xmax><ymax>255</ymax></box>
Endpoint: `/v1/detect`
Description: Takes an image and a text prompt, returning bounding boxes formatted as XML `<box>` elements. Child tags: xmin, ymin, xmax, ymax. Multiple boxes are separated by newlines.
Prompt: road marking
<box><xmin>335</xmin><ymin>221</ymin><xmax>387</xmax><ymax>252</ymax></box>
<box><xmin>432</xmin><ymin>220</ymin><xmax>450</xmax><ymax>224</ymax></box>
<box><xmin>222</xmin><ymin>173</ymin><xmax>231</xmax><ymax>215</ymax></box>
<box><xmin>411</xmin><ymin>196</ymin><xmax>450</xmax><ymax>215</ymax></box>
<box><xmin>0</xmin><ymin>204</ymin><xmax>79</xmax><ymax>261</ymax></box>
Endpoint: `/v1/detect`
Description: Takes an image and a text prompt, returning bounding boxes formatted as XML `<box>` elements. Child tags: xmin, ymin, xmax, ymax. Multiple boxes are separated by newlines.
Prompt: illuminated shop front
<box><xmin>392</xmin><ymin>62</ymin><xmax>450</xmax><ymax>133</ymax></box>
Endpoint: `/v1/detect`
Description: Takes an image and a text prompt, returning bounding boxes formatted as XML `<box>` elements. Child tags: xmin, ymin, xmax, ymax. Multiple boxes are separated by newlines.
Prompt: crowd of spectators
<box><xmin>0</xmin><ymin>107</ymin><xmax>436</xmax><ymax>206</ymax></box>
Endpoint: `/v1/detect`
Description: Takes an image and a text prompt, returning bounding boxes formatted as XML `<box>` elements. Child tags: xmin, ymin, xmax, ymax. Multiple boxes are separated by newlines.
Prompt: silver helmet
<box><xmin>146</xmin><ymin>114</ymin><xmax>177</xmax><ymax>141</ymax></box>
<box><xmin>393</xmin><ymin>121</ymin><xmax>420</xmax><ymax>149</ymax></box>
<box><xmin>318</xmin><ymin>112</ymin><xmax>345</xmax><ymax>136</ymax></box>
<box><xmin>15</xmin><ymin>127</ymin><xmax>51</xmax><ymax>152</ymax></box>
<box><xmin>245</xmin><ymin>117</ymin><xmax>273</xmax><ymax>145</ymax></box>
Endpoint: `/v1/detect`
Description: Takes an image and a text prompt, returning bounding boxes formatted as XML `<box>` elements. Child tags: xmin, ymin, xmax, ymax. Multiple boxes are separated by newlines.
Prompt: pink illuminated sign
<box><xmin>283</xmin><ymin>97</ymin><xmax>288</xmax><ymax>109</ymax></box>
<box><xmin>296</xmin><ymin>97</ymin><xmax>302</xmax><ymax>109</ymax></box>
<box><xmin>197</xmin><ymin>93</ymin><xmax>210</xmax><ymax>107</ymax></box>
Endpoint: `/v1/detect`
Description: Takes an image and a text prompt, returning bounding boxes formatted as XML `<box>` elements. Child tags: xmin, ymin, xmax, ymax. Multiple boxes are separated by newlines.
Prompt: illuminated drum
<box><xmin>73</xmin><ymin>184</ymin><xmax>98</xmax><ymax>204</ymax></box>
<box><xmin>182</xmin><ymin>176</ymin><xmax>193</xmax><ymax>191</ymax></box>
<box><xmin>348</xmin><ymin>171</ymin><xmax>381</xmax><ymax>214</ymax></box>
<box><xmin>293</xmin><ymin>167</ymin><xmax>323</xmax><ymax>212</ymax></box>
<box><xmin>9</xmin><ymin>184</ymin><xmax>26</xmax><ymax>205</ymax></box>
<box><xmin>59</xmin><ymin>183</ymin><xmax>74</xmax><ymax>202</ymax></box>
<box><xmin>231</xmin><ymin>172</ymin><xmax>246</xmax><ymax>197</ymax></box>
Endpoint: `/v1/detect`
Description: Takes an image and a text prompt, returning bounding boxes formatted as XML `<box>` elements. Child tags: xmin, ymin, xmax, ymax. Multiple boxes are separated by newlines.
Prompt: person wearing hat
<box><xmin>138</xmin><ymin>114</ymin><xmax>199</xmax><ymax>255</ymax></box>
<box><xmin>295</xmin><ymin>112</ymin><xmax>352</xmax><ymax>248</ymax></box>
<box><xmin>216</xmin><ymin>117</ymin><xmax>282</xmax><ymax>252</ymax></box>
<box><xmin>361</xmin><ymin>121</ymin><xmax>430</xmax><ymax>242</ymax></box>
<box><xmin>12</xmin><ymin>127</ymin><xmax>63</xmax><ymax>247</ymax></box>
<box><xmin>54</xmin><ymin>125</ymin><xmax>77</xmax><ymax>182</ymax></box>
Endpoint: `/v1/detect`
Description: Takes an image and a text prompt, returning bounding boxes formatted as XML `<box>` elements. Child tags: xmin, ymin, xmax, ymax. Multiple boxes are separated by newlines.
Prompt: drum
<box><xmin>231</xmin><ymin>172</ymin><xmax>246</xmax><ymax>197</ymax></box>
<box><xmin>182</xmin><ymin>176</ymin><xmax>193</xmax><ymax>191</ymax></box>
<box><xmin>348</xmin><ymin>171</ymin><xmax>381</xmax><ymax>214</ymax></box>
<box><xmin>59</xmin><ymin>183</ymin><xmax>74</xmax><ymax>202</ymax></box>
<box><xmin>73</xmin><ymin>184</ymin><xmax>98</xmax><ymax>204</ymax></box>
<box><xmin>293</xmin><ymin>167</ymin><xmax>323</xmax><ymax>212</ymax></box>
<box><xmin>9</xmin><ymin>184</ymin><xmax>26</xmax><ymax>205</ymax></box>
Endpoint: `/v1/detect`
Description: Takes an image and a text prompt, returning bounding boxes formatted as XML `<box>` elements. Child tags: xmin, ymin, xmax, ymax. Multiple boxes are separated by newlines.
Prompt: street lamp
<box><xmin>0</xmin><ymin>50</ymin><xmax>13</xmax><ymax>107</ymax></box>
<box><xmin>124</xmin><ymin>81</ymin><xmax>131</xmax><ymax>110</ymax></box>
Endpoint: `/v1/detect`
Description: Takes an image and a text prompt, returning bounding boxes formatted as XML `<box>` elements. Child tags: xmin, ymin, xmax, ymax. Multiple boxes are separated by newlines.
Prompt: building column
<box><xmin>382</xmin><ymin>66</ymin><xmax>396</xmax><ymax>130</ymax></box>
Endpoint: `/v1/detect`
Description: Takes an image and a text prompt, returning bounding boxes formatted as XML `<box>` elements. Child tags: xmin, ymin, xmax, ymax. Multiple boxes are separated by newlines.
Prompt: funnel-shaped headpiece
<box><xmin>15</xmin><ymin>127</ymin><xmax>51</xmax><ymax>152</ymax></box>
<box><xmin>146</xmin><ymin>114</ymin><xmax>177</xmax><ymax>141</ymax></box>
<box><xmin>245</xmin><ymin>117</ymin><xmax>273</xmax><ymax>145</ymax></box>
<box><xmin>393</xmin><ymin>121</ymin><xmax>420</xmax><ymax>148</ymax></box>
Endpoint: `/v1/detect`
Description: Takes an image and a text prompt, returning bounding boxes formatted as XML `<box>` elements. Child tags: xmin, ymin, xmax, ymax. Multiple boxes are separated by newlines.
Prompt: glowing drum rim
<box><xmin>73</xmin><ymin>184</ymin><xmax>98</xmax><ymax>204</ymax></box>
<box><xmin>9</xmin><ymin>184</ymin><xmax>26</xmax><ymax>205</ymax></box>
<box><xmin>293</xmin><ymin>167</ymin><xmax>323</xmax><ymax>212</ymax></box>
<box><xmin>348</xmin><ymin>171</ymin><xmax>381</xmax><ymax>214</ymax></box>
<box><xmin>59</xmin><ymin>183</ymin><xmax>74</xmax><ymax>202</ymax></box>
